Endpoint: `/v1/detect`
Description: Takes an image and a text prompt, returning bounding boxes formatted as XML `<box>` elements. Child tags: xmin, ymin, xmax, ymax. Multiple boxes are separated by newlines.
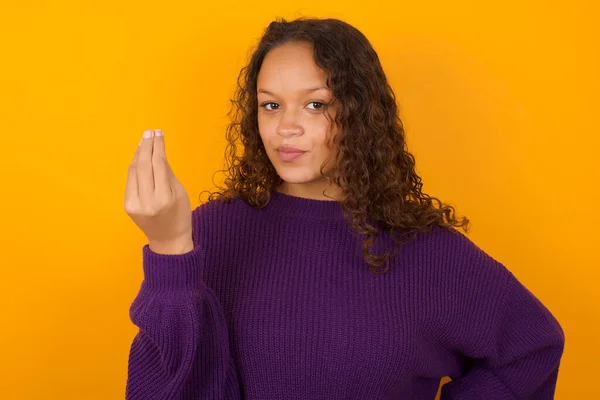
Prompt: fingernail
<box><xmin>143</xmin><ymin>130</ymin><xmax>153</xmax><ymax>139</ymax></box>
<box><xmin>155</xmin><ymin>129</ymin><xmax>163</xmax><ymax>137</ymax></box>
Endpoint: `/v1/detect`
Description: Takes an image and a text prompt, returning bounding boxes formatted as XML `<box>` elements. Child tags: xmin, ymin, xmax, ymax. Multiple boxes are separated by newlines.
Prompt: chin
<box><xmin>275</xmin><ymin>169</ymin><xmax>318</xmax><ymax>183</ymax></box>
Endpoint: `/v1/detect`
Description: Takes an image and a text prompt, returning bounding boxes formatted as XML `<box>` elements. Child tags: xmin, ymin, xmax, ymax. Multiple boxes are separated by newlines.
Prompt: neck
<box><xmin>275</xmin><ymin>181</ymin><xmax>342</xmax><ymax>201</ymax></box>
<box><xmin>266</xmin><ymin>188</ymin><xmax>345</xmax><ymax>220</ymax></box>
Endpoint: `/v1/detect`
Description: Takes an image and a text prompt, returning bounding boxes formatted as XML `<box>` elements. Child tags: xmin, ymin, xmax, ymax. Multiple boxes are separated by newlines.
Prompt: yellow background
<box><xmin>1</xmin><ymin>0</ymin><xmax>597</xmax><ymax>398</ymax></box>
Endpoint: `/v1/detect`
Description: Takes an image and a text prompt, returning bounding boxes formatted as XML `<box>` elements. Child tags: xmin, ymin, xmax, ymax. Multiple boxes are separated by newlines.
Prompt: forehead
<box><xmin>257</xmin><ymin>42</ymin><xmax>328</xmax><ymax>91</ymax></box>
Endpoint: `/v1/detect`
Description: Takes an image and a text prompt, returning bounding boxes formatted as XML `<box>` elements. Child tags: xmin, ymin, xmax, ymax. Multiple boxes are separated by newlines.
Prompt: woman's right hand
<box><xmin>124</xmin><ymin>129</ymin><xmax>194</xmax><ymax>255</ymax></box>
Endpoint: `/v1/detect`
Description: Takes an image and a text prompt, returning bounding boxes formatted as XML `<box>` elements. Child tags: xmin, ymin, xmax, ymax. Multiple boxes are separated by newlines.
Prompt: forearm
<box><xmin>126</xmin><ymin>244</ymin><xmax>241</xmax><ymax>399</ymax></box>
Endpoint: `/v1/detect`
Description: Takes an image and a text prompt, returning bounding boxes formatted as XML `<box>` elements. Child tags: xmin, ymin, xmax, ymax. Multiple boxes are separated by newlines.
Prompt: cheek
<box><xmin>313</xmin><ymin>132</ymin><xmax>337</xmax><ymax>166</ymax></box>
<box><xmin>320</xmin><ymin>125</ymin><xmax>340</xmax><ymax>168</ymax></box>
<box><xmin>257</xmin><ymin>118</ymin><xmax>276</xmax><ymax>144</ymax></box>
<box><xmin>319</xmin><ymin>122</ymin><xmax>338</xmax><ymax>152</ymax></box>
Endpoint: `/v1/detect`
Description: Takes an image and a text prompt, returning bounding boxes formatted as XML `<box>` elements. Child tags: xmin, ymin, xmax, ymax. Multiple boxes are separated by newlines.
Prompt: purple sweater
<box><xmin>126</xmin><ymin>190</ymin><xmax>565</xmax><ymax>399</ymax></box>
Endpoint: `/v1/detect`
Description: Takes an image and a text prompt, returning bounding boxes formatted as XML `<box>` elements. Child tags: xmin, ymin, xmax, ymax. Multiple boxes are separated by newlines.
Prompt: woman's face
<box><xmin>256</xmin><ymin>41</ymin><xmax>341</xmax><ymax>200</ymax></box>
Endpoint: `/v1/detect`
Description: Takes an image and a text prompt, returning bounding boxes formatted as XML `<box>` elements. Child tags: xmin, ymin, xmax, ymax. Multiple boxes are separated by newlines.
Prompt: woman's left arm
<box><xmin>441</xmin><ymin>274</ymin><xmax>565</xmax><ymax>399</ymax></box>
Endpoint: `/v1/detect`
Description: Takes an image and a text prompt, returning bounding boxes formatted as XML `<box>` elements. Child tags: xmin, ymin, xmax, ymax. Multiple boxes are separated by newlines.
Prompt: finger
<box><xmin>124</xmin><ymin>143</ymin><xmax>141</xmax><ymax>207</ymax></box>
<box><xmin>152</xmin><ymin>129</ymin><xmax>170</xmax><ymax>195</ymax></box>
<box><xmin>137</xmin><ymin>129</ymin><xmax>155</xmax><ymax>207</ymax></box>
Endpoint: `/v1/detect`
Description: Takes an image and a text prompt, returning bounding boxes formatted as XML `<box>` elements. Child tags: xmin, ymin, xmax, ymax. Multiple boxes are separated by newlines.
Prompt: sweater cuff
<box><xmin>141</xmin><ymin>243</ymin><xmax>204</xmax><ymax>292</ymax></box>
<box><xmin>441</xmin><ymin>368</ymin><xmax>515</xmax><ymax>400</ymax></box>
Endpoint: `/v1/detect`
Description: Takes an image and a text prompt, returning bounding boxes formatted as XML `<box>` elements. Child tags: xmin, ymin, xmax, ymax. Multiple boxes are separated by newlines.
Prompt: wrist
<box><xmin>148</xmin><ymin>239</ymin><xmax>195</xmax><ymax>255</ymax></box>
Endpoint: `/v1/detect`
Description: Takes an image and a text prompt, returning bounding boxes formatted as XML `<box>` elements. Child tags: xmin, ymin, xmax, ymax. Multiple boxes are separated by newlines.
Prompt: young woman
<box><xmin>124</xmin><ymin>17</ymin><xmax>565</xmax><ymax>399</ymax></box>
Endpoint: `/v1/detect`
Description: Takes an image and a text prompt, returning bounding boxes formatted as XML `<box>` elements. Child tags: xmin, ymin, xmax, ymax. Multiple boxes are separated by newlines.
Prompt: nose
<box><xmin>276</xmin><ymin>108</ymin><xmax>304</xmax><ymax>137</ymax></box>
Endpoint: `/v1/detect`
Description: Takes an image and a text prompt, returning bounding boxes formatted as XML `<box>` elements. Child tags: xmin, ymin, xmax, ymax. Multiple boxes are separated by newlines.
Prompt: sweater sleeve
<box><xmin>440</xmin><ymin>272</ymin><xmax>565</xmax><ymax>399</ymax></box>
<box><xmin>125</xmin><ymin>242</ymin><xmax>241</xmax><ymax>400</ymax></box>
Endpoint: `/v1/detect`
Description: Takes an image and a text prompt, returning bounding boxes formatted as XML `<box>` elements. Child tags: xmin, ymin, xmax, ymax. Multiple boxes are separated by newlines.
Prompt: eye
<box><xmin>307</xmin><ymin>101</ymin><xmax>325</xmax><ymax>110</ymax></box>
<box><xmin>260</xmin><ymin>102</ymin><xmax>279</xmax><ymax>111</ymax></box>
<box><xmin>259</xmin><ymin>101</ymin><xmax>327</xmax><ymax>112</ymax></box>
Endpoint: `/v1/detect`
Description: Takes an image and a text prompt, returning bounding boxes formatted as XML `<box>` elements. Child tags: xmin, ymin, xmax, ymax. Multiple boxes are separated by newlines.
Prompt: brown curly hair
<box><xmin>200</xmin><ymin>16</ymin><xmax>470</xmax><ymax>274</ymax></box>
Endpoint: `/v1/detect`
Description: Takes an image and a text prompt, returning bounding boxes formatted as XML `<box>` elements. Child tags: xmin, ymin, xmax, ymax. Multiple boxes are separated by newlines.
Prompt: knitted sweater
<box><xmin>126</xmin><ymin>189</ymin><xmax>565</xmax><ymax>399</ymax></box>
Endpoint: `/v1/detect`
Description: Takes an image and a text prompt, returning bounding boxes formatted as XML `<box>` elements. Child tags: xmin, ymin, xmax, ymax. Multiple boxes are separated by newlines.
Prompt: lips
<box><xmin>277</xmin><ymin>149</ymin><xmax>305</xmax><ymax>162</ymax></box>
<box><xmin>277</xmin><ymin>146</ymin><xmax>305</xmax><ymax>153</ymax></box>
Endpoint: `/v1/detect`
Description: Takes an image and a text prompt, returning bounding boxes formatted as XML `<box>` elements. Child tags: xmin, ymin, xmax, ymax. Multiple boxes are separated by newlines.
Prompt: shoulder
<box><xmin>414</xmin><ymin>225</ymin><xmax>510</xmax><ymax>270</ymax></box>
<box><xmin>408</xmin><ymin>227</ymin><xmax>519</xmax><ymax>342</ymax></box>
<box><xmin>191</xmin><ymin>195</ymin><xmax>256</xmax><ymax>241</ymax></box>
<box><xmin>407</xmin><ymin>225</ymin><xmax>514</xmax><ymax>298</ymax></box>
<box><xmin>192</xmin><ymin>194</ymin><xmax>249</xmax><ymax>219</ymax></box>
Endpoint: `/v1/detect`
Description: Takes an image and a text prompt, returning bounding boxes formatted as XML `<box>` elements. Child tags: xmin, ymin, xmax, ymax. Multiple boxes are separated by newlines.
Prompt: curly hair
<box><xmin>200</xmin><ymin>16</ymin><xmax>470</xmax><ymax>274</ymax></box>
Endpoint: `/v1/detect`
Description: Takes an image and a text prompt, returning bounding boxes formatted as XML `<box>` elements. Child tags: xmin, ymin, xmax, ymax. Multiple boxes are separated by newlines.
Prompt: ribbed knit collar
<box><xmin>265</xmin><ymin>188</ymin><xmax>345</xmax><ymax>220</ymax></box>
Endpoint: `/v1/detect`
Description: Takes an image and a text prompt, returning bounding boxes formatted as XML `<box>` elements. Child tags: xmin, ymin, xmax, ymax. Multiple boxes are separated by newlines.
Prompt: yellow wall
<box><xmin>1</xmin><ymin>1</ymin><xmax>597</xmax><ymax>398</ymax></box>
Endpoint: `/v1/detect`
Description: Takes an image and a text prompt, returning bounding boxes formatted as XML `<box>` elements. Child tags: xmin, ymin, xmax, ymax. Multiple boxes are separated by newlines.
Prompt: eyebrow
<box><xmin>257</xmin><ymin>86</ymin><xmax>330</xmax><ymax>95</ymax></box>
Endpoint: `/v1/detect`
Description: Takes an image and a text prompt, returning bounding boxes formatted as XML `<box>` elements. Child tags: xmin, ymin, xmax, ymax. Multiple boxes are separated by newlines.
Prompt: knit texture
<box><xmin>126</xmin><ymin>189</ymin><xmax>565</xmax><ymax>399</ymax></box>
